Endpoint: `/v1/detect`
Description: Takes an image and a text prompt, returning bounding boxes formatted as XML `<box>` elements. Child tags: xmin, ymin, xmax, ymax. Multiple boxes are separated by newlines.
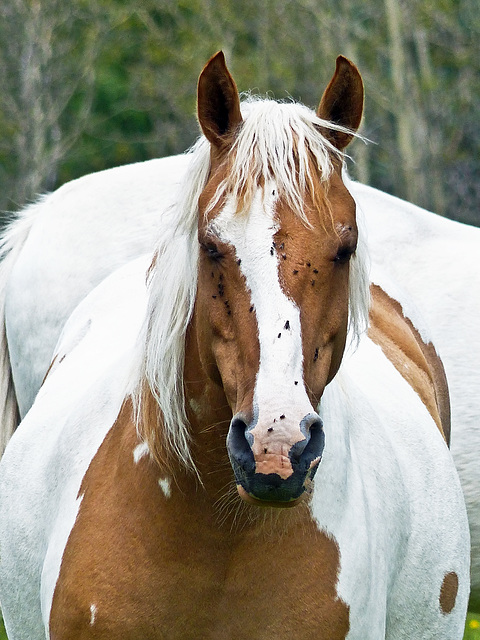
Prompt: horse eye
<box><xmin>201</xmin><ymin>242</ymin><xmax>223</xmax><ymax>261</ymax></box>
<box><xmin>333</xmin><ymin>246</ymin><xmax>355</xmax><ymax>265</ymax></box>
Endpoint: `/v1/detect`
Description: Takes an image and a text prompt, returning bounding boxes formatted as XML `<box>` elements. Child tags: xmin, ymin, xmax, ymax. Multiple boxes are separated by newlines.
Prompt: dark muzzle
<box><xmin>227</xmin><ymin>412</ymin><xmax>325</xmax><ymax>506</ymax></box>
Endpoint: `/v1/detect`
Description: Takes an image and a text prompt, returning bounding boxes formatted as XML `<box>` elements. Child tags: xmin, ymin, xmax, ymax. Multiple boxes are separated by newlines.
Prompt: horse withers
<box><xmin>0</xmin><ymin>53</ymin><xmax>469</xmax><ymax>639</ymax></box>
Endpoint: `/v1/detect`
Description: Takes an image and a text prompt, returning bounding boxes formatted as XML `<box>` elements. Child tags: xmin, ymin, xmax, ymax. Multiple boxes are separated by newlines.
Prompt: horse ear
<box><xmin>197</xmin><ymin>51</ymin><xmax>243</xmax><ymax>149</ymax></box>
<box><xmin>317</xmin><ymin>56</ymin><xmax>364</xmax><ymax>150</ymax></box>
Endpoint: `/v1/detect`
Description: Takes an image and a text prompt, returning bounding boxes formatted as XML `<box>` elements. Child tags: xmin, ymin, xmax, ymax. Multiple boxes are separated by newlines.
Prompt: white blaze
<box><xmin>211</xmin><ymin>184</ymin><xmax>314</xmax><ymax>427</ymax></box>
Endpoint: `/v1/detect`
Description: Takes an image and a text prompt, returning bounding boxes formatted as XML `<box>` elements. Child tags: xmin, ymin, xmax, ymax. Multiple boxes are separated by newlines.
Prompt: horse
<box><xmin>0</xmin><ymin>52</ymin><xmax>470</xmax><ymax>639</ymax></box>
<box><xmin>2</xmin><ymin>135</ymin><xmax>480</xmax><ymax>611</ymax></box>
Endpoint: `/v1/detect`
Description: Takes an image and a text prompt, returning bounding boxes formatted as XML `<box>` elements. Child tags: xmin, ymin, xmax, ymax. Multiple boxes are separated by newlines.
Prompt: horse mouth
<box><xmin>236</xmin><ymin>484</ymin><xmax>307</xmax><ymax>508</ymax></box>
<box><xmin>234</xmin><ymin>457</ymin><xmax>320</xmax><ymax>508</ymax></box>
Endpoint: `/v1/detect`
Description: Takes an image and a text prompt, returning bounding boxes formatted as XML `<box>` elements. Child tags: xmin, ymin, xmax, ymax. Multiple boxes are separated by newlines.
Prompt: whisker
<box><xmin>199</xmin><ymin>418</ymin><xmax>231</xmax><ymax>435</ymax></box>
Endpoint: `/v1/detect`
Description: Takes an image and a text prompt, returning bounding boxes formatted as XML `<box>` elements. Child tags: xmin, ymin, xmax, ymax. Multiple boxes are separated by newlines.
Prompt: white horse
<box><xmin>0</xmin><ymin>53</ymin><xmax>470</xmax><ymax>639</ymax></box>
<box><xmin>0</xmin><ymin>153</ymin><xmax>188</xmax><ymax>425</ymax></box>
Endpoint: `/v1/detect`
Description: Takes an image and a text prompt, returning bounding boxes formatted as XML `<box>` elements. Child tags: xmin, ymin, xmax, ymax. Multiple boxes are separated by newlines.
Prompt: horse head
<box><xmin>192</xmin><ymin>52</ymin><xmax>365</xmax><ymax>506</ymax></box>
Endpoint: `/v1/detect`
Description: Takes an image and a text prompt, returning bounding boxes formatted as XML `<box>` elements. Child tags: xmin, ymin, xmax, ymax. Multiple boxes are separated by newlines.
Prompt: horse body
<box><xmin>355</xmin><ymin>182</ymin><xmax>480</xmax><ymax>607</ymax></box>
<box><xmin>0</xmin><ymin>52</ymin><xmax>470</xmax><ymax>638</ymax></box>
<box><xmin>5</xmin><ymin>168</ymin><xmax>478</xmax><ymax>438</ymax></box>
<box><xmin>0</xmin><ymin>258</ymin><xmax>469</xmax><ymax>640</ymax></box>
<box><xmin>4</xmin><ymin>151</ymin><xmax>479</xmax><ymax>606</ymax></box>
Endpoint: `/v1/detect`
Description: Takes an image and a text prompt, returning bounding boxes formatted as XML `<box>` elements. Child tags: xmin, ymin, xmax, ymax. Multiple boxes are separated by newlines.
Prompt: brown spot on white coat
<box><xmin>439</xmin><ymin>571</ymin><xmax>459</xmax><ymax>614</ymax></box>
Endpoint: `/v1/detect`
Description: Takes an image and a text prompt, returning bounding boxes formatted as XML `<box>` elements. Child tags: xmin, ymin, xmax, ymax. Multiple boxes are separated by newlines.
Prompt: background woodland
<box><xmin>0</xmin><ymin>0</ymin><xmax>478</xmax><ymax>226</ymax></box>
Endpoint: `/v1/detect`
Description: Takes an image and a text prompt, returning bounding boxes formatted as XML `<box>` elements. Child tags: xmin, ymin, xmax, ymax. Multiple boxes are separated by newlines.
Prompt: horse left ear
<box><xmin>317</xmin><ymin>56</ymin><xmax>364</xmax><ymax>150</ymax></box>
<box><xmin>197</xmin><ymin>51</ymin><xmax>243</xmax><ymax>150</ymax></box>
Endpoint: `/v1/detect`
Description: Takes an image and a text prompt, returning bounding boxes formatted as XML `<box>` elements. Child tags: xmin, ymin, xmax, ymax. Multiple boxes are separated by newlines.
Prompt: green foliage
<box><xmin>0</xmin><ymin>0</ymin><xmax>479</xmax><ymax>225</ymax></box>
<box><xmin>0</xmin><ymin>615</ymin><xmax>7</xmax><ymax>640</ymax></box>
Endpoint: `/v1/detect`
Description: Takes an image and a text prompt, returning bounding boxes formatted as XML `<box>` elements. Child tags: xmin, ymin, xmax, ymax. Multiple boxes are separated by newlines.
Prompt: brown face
<box><xmin>192</xmin><ymin>164</ymin><xmax>357</xmax><ymax>506</ymax></box>
<box><xmin>274</xmin><ymin>172</ymin><xmax>359</xmax><ymax>402</ymax></box>
<box><xmin>192</xmin><ymin>51</ymin><xmax>364</xmax><ymax>505</ymax></box>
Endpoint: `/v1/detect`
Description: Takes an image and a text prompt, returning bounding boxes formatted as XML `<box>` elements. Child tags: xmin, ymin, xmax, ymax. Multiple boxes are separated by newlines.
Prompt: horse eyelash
<box><xmin>201</xmin><ymin>242</ymin><xmax>224</xmax><ymax>261</ymax></box>
<box><xmin>333</xmin><ymin>246</ymin><xmax>355</xmax><ymax>264</ymax></box>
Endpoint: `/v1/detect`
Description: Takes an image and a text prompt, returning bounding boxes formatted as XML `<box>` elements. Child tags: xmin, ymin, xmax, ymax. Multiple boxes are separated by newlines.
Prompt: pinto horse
<box><xmin>0</xmin><ymin>53</ymin><xmax>470</xmax><ymax>638</ymax></box>
<box><xmin>1</xmin><ymin>73</ymin><xmax>479</xmax><ymax>613</ymax></box>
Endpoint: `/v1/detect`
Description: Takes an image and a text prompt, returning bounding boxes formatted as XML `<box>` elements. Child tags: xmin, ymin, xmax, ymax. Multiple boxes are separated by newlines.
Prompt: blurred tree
<box><xmin>0</xmin><ymin>0</ymin><xmax>478</xmax><ymax>225</ymax></box>
<box><xmin>0</xmin><ymin>0</ymin><xmax>116</xmax><ymax>207</ymax></box>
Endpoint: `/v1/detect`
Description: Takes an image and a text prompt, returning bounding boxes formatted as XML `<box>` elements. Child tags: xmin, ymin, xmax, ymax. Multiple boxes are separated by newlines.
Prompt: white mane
<box><xmin>132</xmin><ymin>97</ymin><xmax>370</xmax><ymax>471</ymax></box>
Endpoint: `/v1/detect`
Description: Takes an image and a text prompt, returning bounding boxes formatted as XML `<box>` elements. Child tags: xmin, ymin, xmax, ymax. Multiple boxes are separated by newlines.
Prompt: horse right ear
<box><xmin>317</xmin><ymin>56</ymin><xmax>364</xmax><ymax>150</ymax></box>
<box><xmin>197</xmin><ymin>51</ymin><xmax>243</xmax><ymax>149</ymax></box>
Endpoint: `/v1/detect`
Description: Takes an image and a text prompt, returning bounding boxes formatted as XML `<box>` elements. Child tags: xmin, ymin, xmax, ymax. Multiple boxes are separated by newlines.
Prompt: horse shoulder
<box><xmin>318</xmin><ymin>318</ymin><xmax>469</xmax><ymax>636</ymax></box>
<box><xmin>0</xmin><ymin>354</ymin><xmax>130</xmax><ymax>640</ymax></box>
<box><xmin>368</xmin><ymin>282</ymin><xmax>450</xmax><ymax>444</ymax></box>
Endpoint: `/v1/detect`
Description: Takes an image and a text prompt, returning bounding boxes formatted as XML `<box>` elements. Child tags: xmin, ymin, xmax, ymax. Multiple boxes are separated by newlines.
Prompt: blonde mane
<box><xmin>132</xmin><ymin>97</ymin><xmax>370</xmax><ymax>471</ymax></box>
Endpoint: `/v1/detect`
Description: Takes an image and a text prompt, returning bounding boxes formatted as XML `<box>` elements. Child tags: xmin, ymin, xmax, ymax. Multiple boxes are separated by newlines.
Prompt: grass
<box><xmin>466</xmin><ymin>613</ymin><xmax>480</xmax><ymax>640</ymax></box>
<box><xmin>0</xmin><ymin>611</ymin><xmax>478</xmax><ymax>638</ymax></box>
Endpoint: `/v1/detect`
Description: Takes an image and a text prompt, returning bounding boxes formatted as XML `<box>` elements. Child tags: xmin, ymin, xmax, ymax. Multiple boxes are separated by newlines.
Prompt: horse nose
<box><xmin>226</xmin><ymin>411</ymin><xmax>325</xmax><ymax>505</ymax></box>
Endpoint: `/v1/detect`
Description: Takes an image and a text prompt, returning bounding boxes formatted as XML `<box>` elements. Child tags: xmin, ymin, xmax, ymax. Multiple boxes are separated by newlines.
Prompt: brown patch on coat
<box><xmin>49</xmin><ymin>399</ymin><xmax>349</xmax><ymax>640</ymax></box>
<box><xmin>368</xmin><ymin>284</ymin><xmax>451</xmax><ymax>445</ymax></box>
<box><xmin>439</xmin><ymin>571</ymin><xmax>459</xmax><ymax>614</ymax></box>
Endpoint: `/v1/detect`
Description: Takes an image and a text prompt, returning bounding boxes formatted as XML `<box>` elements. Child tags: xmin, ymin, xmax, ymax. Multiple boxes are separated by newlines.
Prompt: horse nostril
<box><xmin>228</xmin><ymin>416</ymin><xmax>249</xmax><ymax>448</ymax></box>
<box><xmin>227</xmin><ymin>415</ymin><xmax>255</xmax><ymax>475</ymax></box>
<box><xmin>289</xmin><ymin>415</ymin><xmax>325</xmax><ymax>472</ymax></box>
<box><xmin>303</xmin><ymin>418</ymin><xmax>325</xmax><ymax>459</ymax></box>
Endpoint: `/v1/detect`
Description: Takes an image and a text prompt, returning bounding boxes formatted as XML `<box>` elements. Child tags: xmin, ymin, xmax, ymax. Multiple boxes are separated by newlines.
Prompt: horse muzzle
<box><xmin>226</xmin><ymin>411</ymin><xmax>325</xmax><ymax>507</ymax></box>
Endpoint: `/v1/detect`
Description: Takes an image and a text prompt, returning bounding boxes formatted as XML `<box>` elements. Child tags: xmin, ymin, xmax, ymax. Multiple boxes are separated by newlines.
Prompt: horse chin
<box><xmin>236</xmin><ymin>484</ymin><xmax>308</xmax><ymax>509</ymax></box>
